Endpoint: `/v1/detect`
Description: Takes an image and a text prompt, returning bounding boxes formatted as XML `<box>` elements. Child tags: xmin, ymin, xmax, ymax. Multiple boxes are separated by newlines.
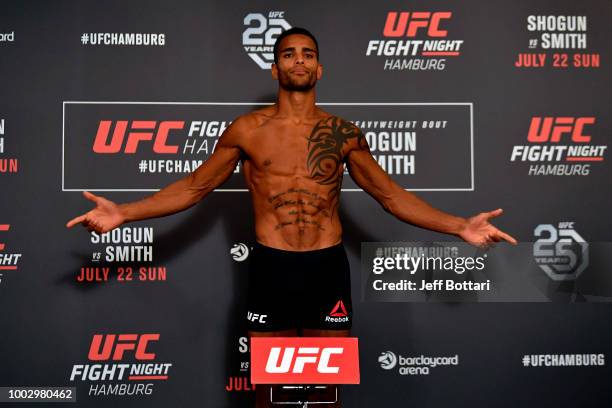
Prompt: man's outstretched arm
<box><xmin>66</xmin><ymin>118</ymin><xmax>245</xmax><ymax>233</ymax></box>
<box><xmin>345</xmin><ymin>130</ymin><xmax>517</xmax><ymax>247</ymax></box>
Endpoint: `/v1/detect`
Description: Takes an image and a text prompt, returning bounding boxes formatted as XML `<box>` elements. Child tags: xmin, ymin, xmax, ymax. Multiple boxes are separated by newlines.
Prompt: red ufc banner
<box><xmin>250</xmin><ymin>337</ymin><xmax>360</xmax><ymax>384</ymax></box>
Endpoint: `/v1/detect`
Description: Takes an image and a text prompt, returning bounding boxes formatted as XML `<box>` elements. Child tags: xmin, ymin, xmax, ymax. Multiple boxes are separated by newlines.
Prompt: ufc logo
<box><xmin>88</xmin><ymin>334</ymin><xmax>159</xmax><ymax>361</ymax></box>
<box><xmin>250</xmin><ymin>337</ymin><xmax>360</xmax><ymax>384</ymax></box>
<box><xmin>527</xmin><ymin>117</ymin><xmax>595</xmax><ymax>143</ymax></box>
<box><xmin>383</xmin><ymin>11</ymin><xmax>451</xmax><ymax>37</ymax></box>
<box><xmin>0</xmin><ymin>224</ymin><xmax>9</xmax><ymax>251</ymax></box>
<box><xmin>93</xmin><ymin>120</ymin><xmax>184</xmax><ymax>154</ymax></box>
<box><xmin>247</xmin><ymin>311</ymin><xmax>267</xmax><ymax>323</ymax></box>
<box><xmin>266</xmin><ymin>347</ymin><xmax>343</xmax><ymax>374</ymax></box>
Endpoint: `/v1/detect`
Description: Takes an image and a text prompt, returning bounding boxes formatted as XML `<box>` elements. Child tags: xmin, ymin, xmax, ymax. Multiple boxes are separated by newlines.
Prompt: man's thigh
<box><xmin>301</xmin><ymin>329</ymin><xmax>351</xmax><ymax>337</ymax></box>
<box><xmin>248</xmin><ymin>329</ymin><xmax>299</xmax><ymax>338</ymax></box>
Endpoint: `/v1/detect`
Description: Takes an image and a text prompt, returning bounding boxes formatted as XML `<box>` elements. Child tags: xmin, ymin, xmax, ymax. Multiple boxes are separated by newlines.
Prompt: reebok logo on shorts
<box><xmin>325</xmin><ymin>300</ymin><xmax>349</xmax><ymax>323</ymax></box>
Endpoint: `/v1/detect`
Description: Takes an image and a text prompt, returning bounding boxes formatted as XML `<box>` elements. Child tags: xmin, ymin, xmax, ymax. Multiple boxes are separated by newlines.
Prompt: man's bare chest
<box><xmin>241</xmin><ymin>116</ymin><xmax>360</xmax><ymax>179</ymax></box>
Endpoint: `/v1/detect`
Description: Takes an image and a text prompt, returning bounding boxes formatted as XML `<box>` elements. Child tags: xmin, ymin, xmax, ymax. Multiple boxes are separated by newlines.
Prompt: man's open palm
<box><xmin>459</xmin><ymin>208</ymin><xmax>518</xmax><ymax>248</ymax></box>
<box><xmin>66</xmin><ymin>191</ymin><xmax>124</xmax><ymax>233</ymax></box>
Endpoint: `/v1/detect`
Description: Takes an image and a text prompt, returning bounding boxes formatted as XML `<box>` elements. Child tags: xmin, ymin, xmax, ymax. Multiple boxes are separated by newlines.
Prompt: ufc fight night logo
<box><xmin>533</xmin><ymin>222</ymin><xmax>589</xmax><ymax>281</ymax></box>
<box><xmin>0</xmin><ymin>224</ymin><xmax>22</xmax><ymax>284</ymax></box>
<box><xmin>70</xmin><ymin>333</ymin><xmax>173</xmax><ymax>398</ymax></box>
<box><xmin>250</xmin><ymin>337</ymin><xmax>360</xmax><ymax>384</ymax></box>
<box><xmin>243</xmin><ymin>11</ymin><xmax>292</xmax><ymax>69</ymax></box>
<box><xmin>366</xmin><ymin>11</ymin><xmax>464</xmax><ymax>71</ymax></box>
<box><xmin>62</xmin><ymin>102</ymin><xmax>245</xmax><ymax>189</ymax></box>
<box><xmin>510</xmin><ymin>116</ymin><xmax>607</xmax><ymax>176</ymax></box>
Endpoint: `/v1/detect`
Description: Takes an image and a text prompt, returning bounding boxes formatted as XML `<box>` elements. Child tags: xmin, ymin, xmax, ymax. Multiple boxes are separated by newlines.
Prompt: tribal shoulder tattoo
<box><xmin>306</xmin><ymin>116</ymin><xmax>366</xmax><ymax>216</ymax></box>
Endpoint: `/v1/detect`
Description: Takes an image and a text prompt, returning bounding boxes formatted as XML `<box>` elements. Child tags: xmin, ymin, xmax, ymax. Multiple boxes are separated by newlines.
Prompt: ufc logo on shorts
<box><xmin>383</xmin><ymin>11</ymin><xmax>452</xmax><ymax>37</ymax></box>
<box><xmin>251</xmin><ymin>337</ymin><xmax>360</xmax><ymax>384</ymax></box>
<box><xmin>247</xmin><ymin>311</ymin><xmax>267</xmax><ymax>323</ymax></box>
<box><xmin>266</xmin><ymin>347</ymin><xmax>343</xmax><ymax>373</ymax></box>
<box><xmin>88</xmin><ymin>334</ymin><xmax>159</xmax><ymax>361</ymax></box>
<box><xmin>93</xmin><ymin>120</ymin><xmax>184</xmax><ymax>154</ymax></box>
<box><xmin>527</xmin><ymin>117</ymin><xmax>595</xmax><ymax>143</ymax></box>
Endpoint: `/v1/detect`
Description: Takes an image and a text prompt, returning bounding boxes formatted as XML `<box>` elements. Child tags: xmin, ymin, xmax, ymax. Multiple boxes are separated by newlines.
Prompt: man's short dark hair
<box><xmin>273</xmin><ymin>27</ymin><xmax>319</xmax><ymax>64</ymax></box>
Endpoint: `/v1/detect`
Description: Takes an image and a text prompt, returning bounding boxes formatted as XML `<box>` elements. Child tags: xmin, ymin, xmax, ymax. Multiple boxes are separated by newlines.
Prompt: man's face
<box><xmin>272</xmin><ymin>34</ymin><xmax>322</xmax><ymax>92</ymax></box>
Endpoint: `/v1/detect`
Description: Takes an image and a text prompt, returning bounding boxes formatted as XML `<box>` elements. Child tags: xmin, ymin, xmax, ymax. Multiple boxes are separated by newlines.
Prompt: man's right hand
<box><xmin>66</xmin><ymin>191</ymin><xmax>125</xmax><ymax>233</ymax></box>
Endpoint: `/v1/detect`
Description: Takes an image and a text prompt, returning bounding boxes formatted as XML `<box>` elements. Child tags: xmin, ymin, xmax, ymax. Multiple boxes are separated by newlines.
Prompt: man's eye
<box><xmin>306</xmin><ymin>54</ymin><xmax>314</xmax><ymax>59</ymax></box>
<box><xmin>283</xmin><ymin>53</ymin><xmax>291</xmax><ymax>58</ymax></box>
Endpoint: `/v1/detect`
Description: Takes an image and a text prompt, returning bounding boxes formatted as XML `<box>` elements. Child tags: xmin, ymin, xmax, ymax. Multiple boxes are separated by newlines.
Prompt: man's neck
<box><xmin>276</xmin><ymin>87</ymin><xmax>317</xmax><ymax>121</ymax></box>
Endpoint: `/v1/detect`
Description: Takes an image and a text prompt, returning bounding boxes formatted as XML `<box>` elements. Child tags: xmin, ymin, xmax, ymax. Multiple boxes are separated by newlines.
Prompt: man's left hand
<box><xmin>459</xmin><ymin>208</ymin><xmax>518</xmax><ymax>248</ymax></box>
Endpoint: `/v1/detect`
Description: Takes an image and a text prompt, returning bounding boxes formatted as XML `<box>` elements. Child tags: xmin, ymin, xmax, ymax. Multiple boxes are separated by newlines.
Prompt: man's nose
<box><xmin>295</xmin><ymin>53</ymin><xmax>305</xmax><ymax>64</ymax></box>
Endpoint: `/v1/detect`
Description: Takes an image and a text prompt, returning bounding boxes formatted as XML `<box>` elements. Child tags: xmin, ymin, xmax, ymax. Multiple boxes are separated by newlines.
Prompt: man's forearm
<box><xmin>119</xmin><ymin>174</ymin><xmax>209</xmax><ymax>223</ymax></box>
<box><xmin>383</xmin><ymin>187</ymin><xmax>467</xmax><ymax>236</ymax></box>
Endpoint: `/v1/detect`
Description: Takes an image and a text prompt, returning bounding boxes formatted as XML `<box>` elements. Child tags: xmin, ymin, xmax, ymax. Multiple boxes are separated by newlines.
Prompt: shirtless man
<box><xmin>66</xmin><ymin>27</ymin><xmax>517</xmax><ymax>407</ymax></box>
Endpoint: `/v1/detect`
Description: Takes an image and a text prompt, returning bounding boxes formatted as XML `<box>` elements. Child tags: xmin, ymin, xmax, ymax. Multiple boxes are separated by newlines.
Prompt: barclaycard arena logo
<box><xmin>378</xmin><ymin>350</ymin><xmax>459</xmax><ymax>375</ymax></box>
<box><xmin>533</xmin><ymin>222</ymin><xmax>589</xmax><ymax>281</ymax></box>
<box><xmin>243</xmin><ymin>11</ymin><xmax>292</xmax><ymax>69</ymax></box>
<box><xmin>70</xmin><ymin>333</ymin><xmax>172</xmax><ymax>397</ymax></box>
<box><xmin>366</xmin><ymin>11</ymin><xmax>464</xmax><ymax>71</ymax></box>
<box><xmin>0</xmin><ymin>224</ymin><xmax>22</xmax><ymax>285</ymax></box>
<box><xmin>378</xmin><ymin>351</ymin><xmax>397</xmax><ymax>370</ymax></box>
<box><xmin>230</xmin><ymin>243</ymin><xmax>250</xmax><ymax>262</ymax></box>
<box><xmin>0</xmin><ymin>31</ymin><xmax>15</xmax><ymax>43</ymax></box>
<box><xmin>510</xmin><ymin>116</ymin><xmax>607</xmax><ymax>176</ymax></box>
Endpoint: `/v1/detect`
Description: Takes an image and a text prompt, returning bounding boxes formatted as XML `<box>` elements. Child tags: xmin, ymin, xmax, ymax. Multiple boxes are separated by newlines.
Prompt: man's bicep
<box><xmin>192</xmin><ymin>144</ymin><xmax>240</xmax><ymax>183</ymax></box>
<box><xmin>188</xmin><ymin>123</ymin><xmax>243</xmax><ymax>193</ymax></box>
<box><xmin>346</xmin><ymin>148</ymin><xmax>398</xmax><ymax>206</ymax></box>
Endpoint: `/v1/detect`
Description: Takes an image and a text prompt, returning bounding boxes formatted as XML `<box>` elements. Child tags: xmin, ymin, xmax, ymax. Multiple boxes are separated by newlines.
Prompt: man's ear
<box><xmin>316</xmin><ymin>63</ymin><xmax>323</xmax><ymax>80</ymax></box>
<box><xmin>271</xmin><ymin>63</ymin><xmax>279</xmax><ymax>80</ymax></box>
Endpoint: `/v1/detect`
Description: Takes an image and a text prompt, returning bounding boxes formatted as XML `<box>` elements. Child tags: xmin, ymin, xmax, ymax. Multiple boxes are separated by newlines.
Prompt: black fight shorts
<box><xmin>246</xmin><ymin>241</ymin><xmax>352</xmax><ymax>332</ymax></box>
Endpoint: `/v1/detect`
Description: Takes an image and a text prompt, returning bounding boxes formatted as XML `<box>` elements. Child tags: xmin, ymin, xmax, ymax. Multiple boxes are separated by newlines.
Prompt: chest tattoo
<box><xmin>306</xmin><ymin>116</ymin><xmax>364</xmax><ymax>216</ymax></box>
